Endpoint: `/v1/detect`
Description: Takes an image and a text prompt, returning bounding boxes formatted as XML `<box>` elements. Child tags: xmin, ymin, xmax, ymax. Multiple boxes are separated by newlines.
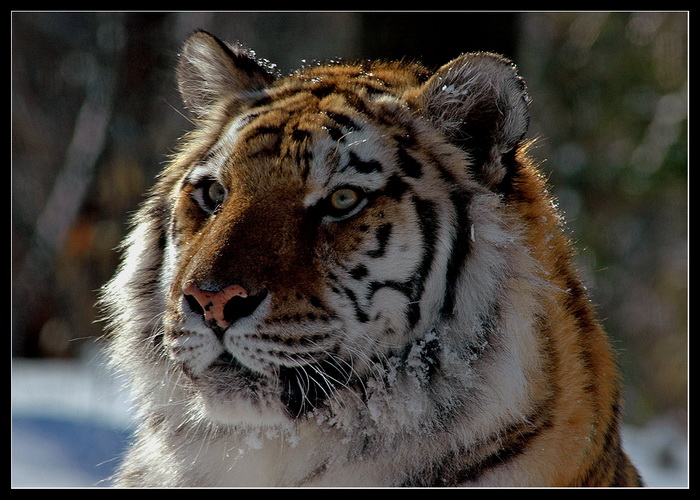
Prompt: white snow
<box><xmin>11</xmin><ymin>352</ymin><xmax>133</xmax><ymax>488</ymax></box>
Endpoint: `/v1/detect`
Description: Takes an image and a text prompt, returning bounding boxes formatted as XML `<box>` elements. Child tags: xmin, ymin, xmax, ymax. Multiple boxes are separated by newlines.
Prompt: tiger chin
<box><xmin>100</xmin><ymin>30</ymin><xmax>643</xmax><ymax>487</ymax></box>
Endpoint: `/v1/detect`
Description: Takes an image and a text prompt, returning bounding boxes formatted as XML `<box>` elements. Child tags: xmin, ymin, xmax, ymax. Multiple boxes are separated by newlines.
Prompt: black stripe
<box><xmin>367</xmin><ymin>280</ymin><xmax>412</xmax><ymax>304</ymax></box>
<box><xmin>403</xmin><ymin>405</ymin><xmax>553</xmax><ymax>486</ymax></box>
<box><xmin>242</xmin><ymin>124</ymin><xmax>283</xmax><ymax>156</ymax></box>
<box><xmin>309</xmin><ymin>295</ymin><xmax>325</xmax><ymax>309</ymax></box>
<box><xmin>206</xmin><ymin>33</ymin><xmax>276</xmax><ymax>85</ymax></box>
<box><xmin>291</xmin><ymin>128</ymin><xmax>311</xmax><ymax>142</ymax></box>
<box><xmin>366</xmin><ymin>223</ymin><xmax>393</xmax><ymax>258</ymax></box>
<box><xmin>440</xmin><ymin>190</ymin><xmax>473</xmax><ymax>318</ymax></box>
<box><xmin>325</xmin><ymin>110</ymin><xmax>360</xmax><ymax>131</ymax></box>
<box><xmin>347</xmin><ymin>151</ymin><xmax>382</xmax><ymax>174</ymax></box>
<box><xmin>394</xmin><ymin>124</ymin><xmax>454</xmax><ymax>182</ymax></box>
<box><xmin>383</xmin><ymin>175</ymin><xmax>410</xmax><ymax>201</ymax></box>
<box><xmin>248</xmin><ymin>125</ymin><xmax>284</xmax><ymax>137</ymax></box>
<box><xmin>332</xmin><ymin>90</ymin><xmax>377</xmax><ymax>124</ymax></box>
<box><xmin>363</xmin><ymin>197</ymin><xmax>440</xmax><ymax>329</ymax></box>
<box><xmin>452</xmin><ymin>418</ymin><xmax>549</xmax><ymax>484</ymax></box>
<box><xmin>314</xmin><ymin>105</ymin><xmax>362</xmax><ymax>147</ymax></box>
<box><xmin>349</xmin><ymin>264</ymin><xmax>369</xmax><ymax>280</ymax></box>
<box><xmin>310</xmin><ymin>83</ymin><xmax>337</xmax><ymax>100</ymax></box>
<box><xmin>246</xmin><ymin>93</ymin><xmax>272</xmax><ymax>109</ymax></box>
<box><xmin>328</xmin><ymin>272</ymin><xmax>366</xmax><ymax>322</ymax></box>
<box><xmin>323</xmin><ymin>125</ymin><xmax>345</xmax><ymax>143</ymax></box>
<box><xmin>393</xmin><ymin>130</ymin><xmax>417</xmax><ymax>149</ymax></box>
<box><xmin>283</xmin><ymin>124</ymin><xmax>314</xmax><ymax>180</ymax></box>
<box><xmin>401</xmin><ymin>306</ymin><xmax>558</xmax><ymax>487</ymax></box>
<box><xmin>578</xmin><ymin>391</ymin><xmax>628</xmax><ymax>486</ymax></box>
<box><xmin>557</xmin><ymin>260</ymin><xmax>603</xmax><ymax>416</ymax></box>
<box><xmin>407</xmin><ymin>196</ymin><xmax>439</xmax><ymax>328</ymax></box>
<box><xmin>342</xmin><ymin>286</ymin><xmax>369</xmax><ymax>323</ymax></box>
<box><xmin>396</xmin><ymin>147</ymin><xmax>422</xmax><ymax>178</ymax></box>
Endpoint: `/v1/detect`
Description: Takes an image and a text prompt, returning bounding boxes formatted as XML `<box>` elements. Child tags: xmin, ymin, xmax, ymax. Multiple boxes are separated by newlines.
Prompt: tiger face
<box><xmin>156</xmin><ymin>31</ymin><xmax>529</xmax><ymax>427</ymax></box>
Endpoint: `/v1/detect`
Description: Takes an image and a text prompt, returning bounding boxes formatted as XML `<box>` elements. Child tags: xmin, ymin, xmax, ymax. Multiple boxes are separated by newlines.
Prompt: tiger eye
<box><xmin>207</xmin><ymin>181</ymin><xmax>226</xmax><ymax>207</ymax></box>
<box><xmin>330</xmin><ymin>188</ymin><xmax>360</xmax><ymax>211</ymax></box>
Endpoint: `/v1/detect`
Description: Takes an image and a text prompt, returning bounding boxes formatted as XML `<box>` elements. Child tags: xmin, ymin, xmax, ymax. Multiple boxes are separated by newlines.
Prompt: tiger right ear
<box><xmin>176</xmin><ymin>30</ymin><xmax>277</xmax><ymax>118</ymax></box>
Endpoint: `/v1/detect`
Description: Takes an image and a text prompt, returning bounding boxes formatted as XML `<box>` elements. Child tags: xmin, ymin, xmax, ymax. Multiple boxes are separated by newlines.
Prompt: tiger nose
<box><xmin>182</xmin><ymin>282</ymin><xmax>267</xmax><ymax>329</ymax></box>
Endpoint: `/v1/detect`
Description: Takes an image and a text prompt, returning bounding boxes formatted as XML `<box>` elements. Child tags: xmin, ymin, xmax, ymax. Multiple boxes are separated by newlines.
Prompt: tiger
<box><xmin>100</xmin><ymin>30</ymin><xmax>643</xmax><ymax>487</ymax></box>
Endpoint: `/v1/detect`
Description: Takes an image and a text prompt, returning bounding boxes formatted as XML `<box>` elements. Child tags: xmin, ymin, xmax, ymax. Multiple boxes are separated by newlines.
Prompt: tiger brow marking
<box><xmin>322</xmin><ymin>124</ymin><xmax>346</xmax><ymax>143</ymax></box>
<box><xmin>396</xmin><ymin>147</ymin><xmax>422</xmax><ymax>178</ymax></box>
<box><xmin>345</xmin><ymin>151</ymin><xmax>382</xmax><ymax>174</ymax></box>
<box><xmin>324</xmin><ymin>110</ymin><xmax>360</xmax><ymax>131</ymax></box>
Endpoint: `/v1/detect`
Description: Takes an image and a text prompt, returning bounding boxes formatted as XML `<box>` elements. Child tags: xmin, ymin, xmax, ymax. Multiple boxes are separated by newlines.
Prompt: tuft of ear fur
<box><xmin>177</xmin><ymin>30</ymin><xmax>277</xmax><ymax>118</ymax></box>
<box><xmin>415</xmin><ymin>52</ymin><xmax>530</xmax><ymax>189</ymax></box>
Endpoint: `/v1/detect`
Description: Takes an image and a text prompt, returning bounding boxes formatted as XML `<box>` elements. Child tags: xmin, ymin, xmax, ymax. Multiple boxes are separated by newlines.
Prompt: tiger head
<box><xmin>116</xmin><ymin>30</ymin><xmax>531</xmax><ymax>431</ymax></box>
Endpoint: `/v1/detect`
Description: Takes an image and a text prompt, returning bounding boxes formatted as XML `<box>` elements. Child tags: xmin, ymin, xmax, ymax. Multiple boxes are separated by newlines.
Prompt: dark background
<box><xmin>12</xmin><ymin>11</ymin><xmax>686</xmax><ymax>433</ymax></box>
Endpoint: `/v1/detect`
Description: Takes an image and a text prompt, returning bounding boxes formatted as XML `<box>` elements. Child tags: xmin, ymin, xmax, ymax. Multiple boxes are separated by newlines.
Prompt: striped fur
<box><xmin>100</xmin><ymin>30</ymin><xmax>642</xmax><ymax>487</ymax></box>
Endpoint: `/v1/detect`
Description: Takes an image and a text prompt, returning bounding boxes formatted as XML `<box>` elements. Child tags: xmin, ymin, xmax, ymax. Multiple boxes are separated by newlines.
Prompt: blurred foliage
<box><xmin>12</xmin><ymin>12</ymin><xmax>686</xmax><ymax>426</ymax></box>
<box><xmin>517</xmin><ymin>13</ymin><xmax>687</xmax><ymax>425</ymax></box>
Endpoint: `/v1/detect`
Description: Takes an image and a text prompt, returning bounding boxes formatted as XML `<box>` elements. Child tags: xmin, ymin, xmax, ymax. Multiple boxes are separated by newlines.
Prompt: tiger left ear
<box><xmin>413</xmin><ymin>52</ymin><xmax>531</xmax><ymax>189</ymax></box>
<box><xmin>177</xmin><ymin>30</ymin><xmax>277</xmax><ymax>118</ymax></box>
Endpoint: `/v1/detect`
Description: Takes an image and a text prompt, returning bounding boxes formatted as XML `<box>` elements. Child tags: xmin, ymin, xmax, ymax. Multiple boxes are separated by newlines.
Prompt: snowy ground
<box><xmin>11</xmin><ymin>355</ymin><xmax>688</xmax><ymax>488</ymax></box>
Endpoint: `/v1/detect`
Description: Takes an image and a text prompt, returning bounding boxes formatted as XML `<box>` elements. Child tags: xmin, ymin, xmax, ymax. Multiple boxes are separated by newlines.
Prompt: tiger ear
<box><xmin>176</xmin><ymin>30</ymin><xmax>277</xmax><ymax>118</ymax></box>
<box><xmin>414</xmin><ymin>52</ymin><xmax>530</xmax><ymax>189</ymax></box>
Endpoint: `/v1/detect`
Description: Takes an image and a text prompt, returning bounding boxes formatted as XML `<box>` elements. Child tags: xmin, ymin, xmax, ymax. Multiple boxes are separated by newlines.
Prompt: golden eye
<box><xmin>326</xmin><ymin>187</ymin><xmax>366</xmax><ymax>220</ymax></box>
<box><xmin>330</xmin><ymin>188</ymin><xmax>360</xmax><ymax>211</ymax></box>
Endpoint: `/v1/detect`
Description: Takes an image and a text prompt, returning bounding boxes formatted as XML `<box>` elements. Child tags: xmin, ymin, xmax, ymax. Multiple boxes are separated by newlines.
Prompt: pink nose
<box><xmin>182</xmin><ymin>282</ymin><xmax>248</xmax><ymax>329</ymax></box>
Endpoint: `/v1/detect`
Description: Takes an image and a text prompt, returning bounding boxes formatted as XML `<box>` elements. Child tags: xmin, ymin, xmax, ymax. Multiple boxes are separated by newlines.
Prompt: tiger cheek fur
<box><xmin>100</xmin><ymin>30</ymin><xmax>643</xmax><ymax>487</ymax></box>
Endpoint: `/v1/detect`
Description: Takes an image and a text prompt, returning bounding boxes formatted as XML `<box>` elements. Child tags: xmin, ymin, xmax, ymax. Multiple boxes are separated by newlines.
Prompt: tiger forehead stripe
<box><xmin>199</xmin><ymin>113</ymin><xmax>256</xmax><ymax>168</ymax></box>
<box><xmin>341</xmin><ymin>151</ymin><xmax>383</xmax><ymax>175</ymax></box>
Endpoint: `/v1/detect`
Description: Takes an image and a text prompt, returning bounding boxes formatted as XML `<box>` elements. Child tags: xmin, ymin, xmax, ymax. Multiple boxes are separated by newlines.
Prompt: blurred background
<box><xmin>12</xmin><ymin>12</ymin><xmax>687</xmax><ymax>487</ymax></box>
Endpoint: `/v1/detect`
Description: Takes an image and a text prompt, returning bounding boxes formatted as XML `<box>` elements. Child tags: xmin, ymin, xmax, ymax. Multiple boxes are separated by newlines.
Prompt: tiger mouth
<box><xmin>205</xmin><ymin>350</ymin><xmax>352</xmax><ymax>418</ymax></box>
<box><xmin>203</xmin><ymin>351</ymin><xmax>268</xmax><ymax>390</ymax></box>
<box><xmin>210</xmin><ymin>350</ymin><xmax>245</xmax><ymax>370</ymax></box>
